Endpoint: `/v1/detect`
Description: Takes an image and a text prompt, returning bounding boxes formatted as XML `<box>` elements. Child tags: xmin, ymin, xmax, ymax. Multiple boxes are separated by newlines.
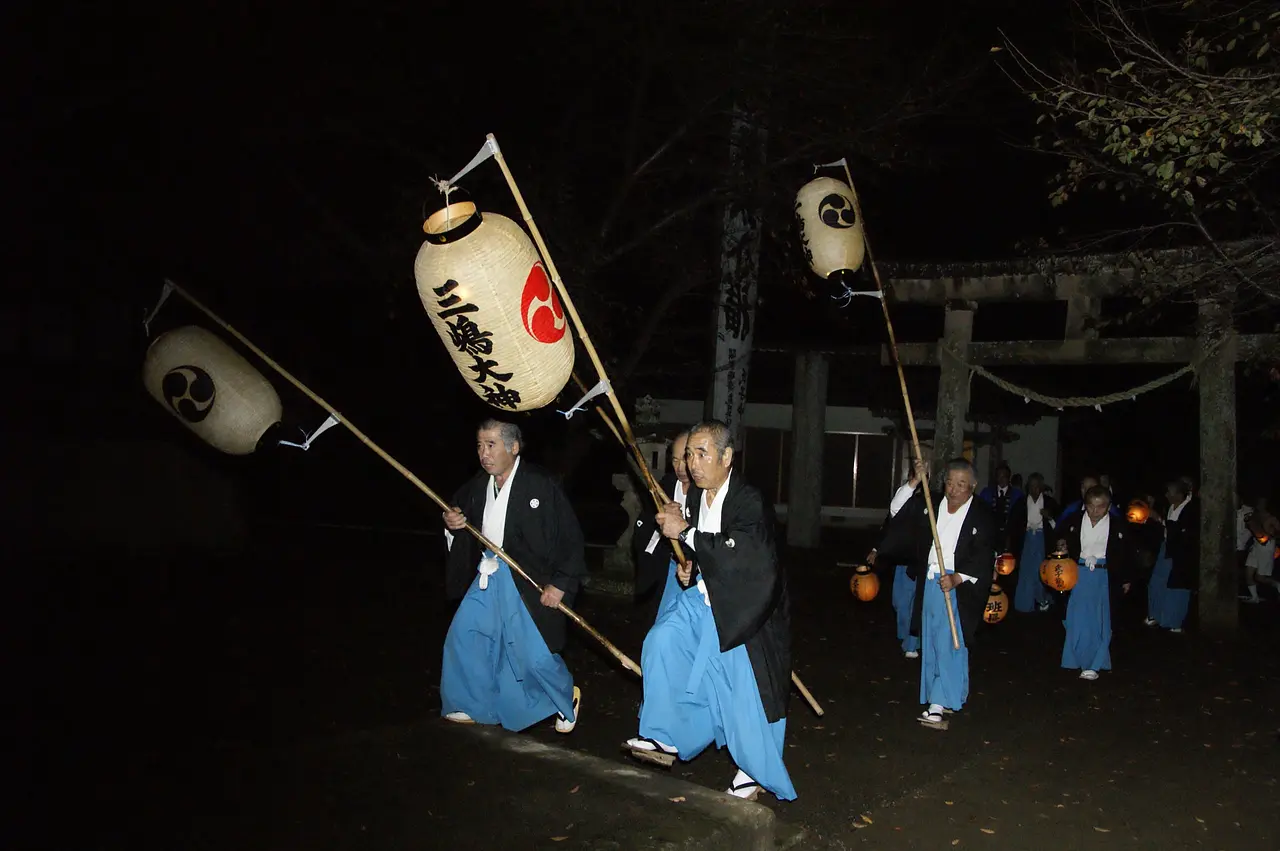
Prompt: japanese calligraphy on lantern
<box><xmin>430</xmin><ymin>279</ymin><xmax>523</xmax><ymax>410</ymax></box>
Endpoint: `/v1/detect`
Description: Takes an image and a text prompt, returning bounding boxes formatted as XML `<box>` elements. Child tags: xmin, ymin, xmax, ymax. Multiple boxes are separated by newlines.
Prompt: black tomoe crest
<box><xmin>162</xmin><ymin>365</ymin><xmax>216</xmax><ymax>423</ymax></box>
<box><xmin>817</xmin><ymin>193</ymin><xmax>857</xmax><ymax>229</ymax></box>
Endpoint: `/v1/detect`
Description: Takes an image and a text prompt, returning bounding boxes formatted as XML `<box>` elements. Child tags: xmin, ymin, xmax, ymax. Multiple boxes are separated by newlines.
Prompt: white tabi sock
<box><xmin>928</xmin><ymin>703</ymin><xmax>945</xmax><ymax>716</ymax></box>
<box><xmin>1247</xmin><ymin>585</ymin><xmax>1260</xmax><ymax>602</ymax></box>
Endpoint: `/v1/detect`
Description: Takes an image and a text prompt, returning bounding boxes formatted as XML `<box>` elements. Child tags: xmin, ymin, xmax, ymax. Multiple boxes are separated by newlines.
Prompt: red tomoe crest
<box><xmin>520</xmin><ymin>262</ymin><xmax>567</xmax><ymax>344</ymax></box>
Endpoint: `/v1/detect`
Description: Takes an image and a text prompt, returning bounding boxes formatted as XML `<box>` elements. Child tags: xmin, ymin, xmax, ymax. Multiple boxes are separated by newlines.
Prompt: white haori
<box><xmin>1079</xmin><ymin>512</ymin><xmax>1110</xmax><ymax>568</ymax></box>
<box><xmin>682</xmin><ymin>470</ymin><xmax>734</xmax><ymax>607</ymax></box>
<box><xmin>926</xmin><ymin>495</ymin><xmax>977</xmax><ymax>584</ymax></box>
<box><xmin>1026</xmin><ymin>493</ymin><xmax>1046</xmax><ymax>531</ymax></box>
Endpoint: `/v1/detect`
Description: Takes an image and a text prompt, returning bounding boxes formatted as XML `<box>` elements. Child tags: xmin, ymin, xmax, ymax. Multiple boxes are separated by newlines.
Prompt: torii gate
<box><xmin>877</xmin><ymin>257</ymin><xmax>1280</xmax><ymax>634</ymax></box>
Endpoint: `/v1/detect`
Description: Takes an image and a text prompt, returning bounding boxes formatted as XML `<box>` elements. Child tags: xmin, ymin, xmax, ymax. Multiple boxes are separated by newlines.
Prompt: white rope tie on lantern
<box><xmin>430</xmin><ymin>137</ymin><xmax>501</xmax><ymax>204</ymax></box>
<box><xmin>278</xmin><ymin>413</ymin><xmax>341</xmax><ymax>450</ymax></box>
<box><xmin>559</xmin><ymin>379</ymin><xmax>611</xmax><ymax>419</ymax></box>
<box><xmin>814</xmin><ymin>157</ymin><xmax>849</xmax><ymax>171</ymax></box>
<box><xmin>938</xmin><ymin>341</ymin><xmax>1220</xmax><ymax>411</ymax></box>
<box><xmin>831</xmin><ymin>285</ymin><xmax>884</xmax><ymax>308</ymax></box>
<box><xmin>143</xmin><ymin>280</ymin><xmax>176</xmax><ymax>337</ymax></box>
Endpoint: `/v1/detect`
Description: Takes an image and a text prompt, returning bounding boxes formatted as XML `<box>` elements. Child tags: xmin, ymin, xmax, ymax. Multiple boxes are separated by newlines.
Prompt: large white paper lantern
<box><xmin>413</xmin><ymin>201</ymin><xmax>575</xmax><ymax>411</ymax></box>
<box><xmin>143</xmin><ymin>325</ymin><xmax>283</xmax><ymax>455</ymax></box>
<box><xmin>795</xmin><ymin>176</ymin><xmax>867</xmax><ymax>279</ymax></box>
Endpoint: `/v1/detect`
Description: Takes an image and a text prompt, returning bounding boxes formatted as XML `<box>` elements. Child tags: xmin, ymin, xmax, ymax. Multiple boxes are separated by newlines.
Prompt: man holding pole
<box><xmin>439</xmin><ymin>418</ymin><xmax>586</xmax><ymax>733</ymax></box>
<box><xmin>874</xmin><ymin>458</ymin><xmax>998</xmax><ymax>730</ymax></box>
<box><xmin>631</xmin><ymin>428</ymin><xmax>691</xmax><ymax>621</ymax></box>
<box><xmin>624</xmin><ymin>420</ymin><xmax>795</xmax><ymax>802</ymax></box>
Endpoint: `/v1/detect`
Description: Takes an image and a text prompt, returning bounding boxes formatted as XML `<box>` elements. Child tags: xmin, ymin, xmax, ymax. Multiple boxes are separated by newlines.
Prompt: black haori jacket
<box><xmin>1056</xmin><ymin>510</ymin><xmax>1135</xmax><ymax>588</ymax></box>
<box><xmin>684</xmin><ymin>474</ymin><xmax>792</xmax><ymax>723</ymax></box>
<box><xmin>443</xmin><ymin>461</ymin><xmax>587</xmax><ymax>653</ymax></box>
<box><xmin>631</xmin><ymin>471</ymin><xmax>680</xmax><ymax>599</ymax></box>
<box><xmin>876</xmin><ymin>493</ymin><xmax>999</xmax><ymax>645</ymax></box>
<box><xmin>1164</xmin><ymin>496</ymin><xmax>1200</xmax><ymax>590</ymax></box>
<box><xmin>1006</xmin><ymin>492</ymin><xmax>1061</xmax><ymax>554</ymax></box>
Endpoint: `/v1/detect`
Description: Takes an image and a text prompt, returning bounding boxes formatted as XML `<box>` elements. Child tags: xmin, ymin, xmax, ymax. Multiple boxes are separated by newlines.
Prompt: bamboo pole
<box><xmin>481</xmin><ymin>142</ymin><xmax>824</xmax><ymax>716</ymax></box>
<box><xmin>487</xmin><ymin>136</ymin><xmax>692</xmax><ymax>577</ymax></box>
<box><xmin>162</xmin><ymin>279</ymin><xmax>642</xmax><ymax>676</ymax></box>
<box><xmin>572</xmin><ymin>371</ymin><xmax>623</xmax><ymax>446</ymax></box>
<box><xmin>835</xmin><ymin>163</ymin><xmax>962</xmax><ymax>651</ymax></box>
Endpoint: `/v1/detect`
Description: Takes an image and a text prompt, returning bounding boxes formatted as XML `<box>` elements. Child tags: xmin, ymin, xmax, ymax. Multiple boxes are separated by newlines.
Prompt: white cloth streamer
<box><xmin>432</xmin><ymin>137</ymin><xmax>500</xmax><ymax>198</ymax></box>
<box><xmin>278</xmin><ymin>414</ymin><xmax>341</xmax><ymax>451</ymax></box>
<box><xmin>143</xmin><ymin>280</ymin><xmax>176</xmax><ymax>337</ymax></box>
<box><xmin>558</xmin><ymin>380</ymin><xmax>610</xmax><ymax>419</ymax></box>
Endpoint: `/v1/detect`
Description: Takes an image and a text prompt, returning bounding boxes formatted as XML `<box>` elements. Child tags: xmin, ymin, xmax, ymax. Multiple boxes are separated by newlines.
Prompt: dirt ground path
<box><xmin>16</xmin><ymin>529</ymin><xmax>1279</xmax><ymax>849</ymax></box>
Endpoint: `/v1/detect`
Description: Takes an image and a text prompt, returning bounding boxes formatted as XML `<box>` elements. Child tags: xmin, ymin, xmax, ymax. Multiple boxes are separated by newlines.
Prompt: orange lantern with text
<box><xmin>1040</xmin><ymin>547</ymin><xmax>1079</xmax><ymax>592</ymax></box>
<box><xmin>1126</xmin><ymin>500</ymin><xmax>1151</xmax><ymax>524</ymax></box>
<box><xmin>849</xmin><ymin>564</ymin><xmax>880</xmax><ymax>602</ymax></box>
<box><xmin>984</xmin><ymin>582</ymin><xmax>1009</xmax><ymax>624</ymax></box>
<box><xmin>413</xmin><ymin>201</ymin><xmax>575</xmax><ymax>412</ymax></box>
<box><xmin>995</xmin><ymin>552</ymin><xmax>1016</xmax><ymax>576</ymax></box>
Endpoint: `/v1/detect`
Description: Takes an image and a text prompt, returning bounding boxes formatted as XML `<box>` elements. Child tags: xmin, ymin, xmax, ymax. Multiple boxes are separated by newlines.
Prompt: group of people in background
<box><xmin>877</xmin><ymin>460</ymin><xmax>1279</xmax><ymax>708</ymax></box>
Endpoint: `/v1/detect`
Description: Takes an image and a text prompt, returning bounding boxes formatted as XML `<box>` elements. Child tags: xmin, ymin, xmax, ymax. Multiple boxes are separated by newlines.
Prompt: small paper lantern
<box><xmin>795</xmin><ymin>176</ymin><xmax>866</xmax><ymax>279</ymax></box>
<box><xmin>414</xmin><ymin>201</ymin><xmax>574</xmax><ymax>412</ymax></box>
<box><xmin>1040</xmin><ymin>548</ymin><xmax>1079</xmax><ymax>592</ymax></box>
<box><xmin>1126</xmin><ymin>500</ymin><xmax>1150</xmax><ymax>524</ymax></box>
<box><xmin>849</xmin><ymin>564</ymin><xmax>880</xmax><ymax>602</ymax></box>
<box><xmin>984</xmin><ymin>582</ymin><xmax>1009</xmax><ymax>624</ymax></box>
<box><xmin>1257</xmin><ymin>534</ymin><xmax>1271</xmax><ymax>545</ymax></box>
<box><xmin>143</xmin><ymin>325</ymin><xmax>283</xmax><ymax>456</ymax></box>
<box><xmin>995</xmin><ymin>552</ymin><xmax>1016</xmax><ymax>575</ymax></box>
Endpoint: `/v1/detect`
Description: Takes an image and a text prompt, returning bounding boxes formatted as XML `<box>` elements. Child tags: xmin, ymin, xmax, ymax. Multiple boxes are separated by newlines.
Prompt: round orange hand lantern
<box><xmin>850</xmin><ymin>564</ymin><xmax>880</xmax><ymax>602</ymax></box>
<box><xmin>994</xmin><ymin>552</ymin><xmax>1016</xmax><ymax>575</ymax></box>
<box><xmin>984</xmin><ymin>582</ymin><xmax>1009</xmax><ymax>624</ymax></box>
<box><xmin>1126</xmin><ymin>500</ymin><xmax>1151</xmax><ymax>524</ymax></box>
<box><xmin>1040</xmin><ymin>546</ymin><xmax>1079</xmax><ymax>592</ymax></box>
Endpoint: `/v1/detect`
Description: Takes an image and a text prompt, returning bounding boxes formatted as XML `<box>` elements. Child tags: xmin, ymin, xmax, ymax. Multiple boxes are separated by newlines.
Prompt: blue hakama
<box><xmin>653</xmin><ymin>558</ymin><xmax>681</xmax><ymax>621</ymax></box>
<box><xmin>1061</xmin><ymin>560</ymin><xmax>1111</xmax><ymax>671</ymax></box>
<box><xmin>637</xmin><ymin>580</ymin><xmax>797</xmax><ymax>801</ymax></box>
<box><xmin>1013</xmin><ymin>528</ymin><xmax>1049</xmax><ymax>613</ymax></box>
<box><xmin>920</xmin><ymin>578</ymin><xmax>969</xmax><ymax>711</ymax></box>
<box><xmin>892</xmin><ymin>565</ymin><xmax>920</xmax><ymax>653</ymax></box>
<box><xmin>1148</xmin><ymin>542</ymin><xmax>1190</xmax><ymax>629</ymax></box>
<box><xmin>440</xmin><ymin>555</ymin><xmax>576</xmax><ymax>732</ymax></box>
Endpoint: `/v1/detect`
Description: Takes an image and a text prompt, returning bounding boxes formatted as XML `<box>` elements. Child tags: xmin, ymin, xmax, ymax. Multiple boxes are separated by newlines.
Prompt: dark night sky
<box><xmin>7</xmin><ymin>1</ymin><xmax>1276</xmax><ymax>515</ymax></box>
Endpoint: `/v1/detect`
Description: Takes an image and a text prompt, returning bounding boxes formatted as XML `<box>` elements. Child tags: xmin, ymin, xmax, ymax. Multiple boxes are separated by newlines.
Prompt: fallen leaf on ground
<box><xmin>1093</xmin><ymin>827</ymin><xmax>1110</xmax><ymax>833</ymax></box>
<box><xmin>952</xmin><ymin>840</ymin><xmax>960</xmax><ymax>846</ymax></box>
<box><xmin>550</xmin><ymin>837</ymin><xmax>568</xmax><ymax>842</ymax></box>
<box><xmin>945</xmin><ymin>801</ymin><xmax>954</xmax><ymax>806</ymax></box>
<box><xmin>669</xmin><ymin>796</ymin><xmax>686</xmax><ymax>803</ymax></box>
<box><xmin>980</xmin><ymin>828</ymin><xmax>995</xmax><ymax>834</ymax></box>
<box><xmin>862</xmin><ymin>814</ymin><xmax>874</xmax><ymax>824</ymax></box>
<box><xmin>569</xmin><ymin>785</ymin><xmax>580</xmax><ymax>794</ymax></box>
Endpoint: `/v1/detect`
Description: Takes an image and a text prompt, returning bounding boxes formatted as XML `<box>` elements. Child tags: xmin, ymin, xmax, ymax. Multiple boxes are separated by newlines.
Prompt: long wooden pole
<box><xmin>488</xmin><ymin>136</ymin><xmax>691</xmax><ymax>573</ymax></box>
<box><xmin>162</xmin><ymin>280</ymin><xmax>642</xmax><ymax>676</ymax></box>
<box><xmin>835</xmin><ymin>164</ymin><xmax>962</xmax><ymax>650</ymax></box>
<box><xmin>483</xmin><ymin>144</ymin><xmax>824</xmax><ymax>716</ymax></box>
